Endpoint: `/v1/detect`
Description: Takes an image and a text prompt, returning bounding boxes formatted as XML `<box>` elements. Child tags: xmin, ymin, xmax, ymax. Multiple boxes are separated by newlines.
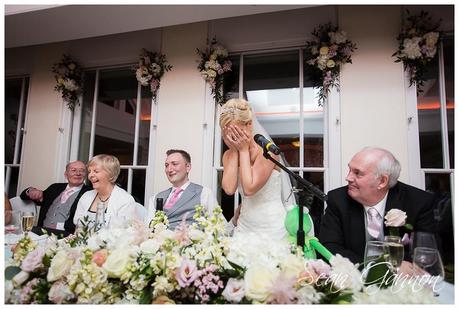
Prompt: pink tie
<box><xmin>164</xmin><ymin>188</ymin><xmax>183</xmax><ymax>209</ymax></box>
<box><xmin>367</xmin><ymin>207</ymin><xmax>381</xmax><ymax>239</ymax></box>
<box><xmin>60</xmin><ymin>187</ymin><xmax>75</xmax><ymax>204</ymax></box>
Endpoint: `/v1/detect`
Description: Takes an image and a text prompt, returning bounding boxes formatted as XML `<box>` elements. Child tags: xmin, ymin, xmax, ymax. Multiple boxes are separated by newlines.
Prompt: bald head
<box><xmin>345</xmin><ymin>147</ymin><xmax>400</xmax><ymax>206</ymax></box>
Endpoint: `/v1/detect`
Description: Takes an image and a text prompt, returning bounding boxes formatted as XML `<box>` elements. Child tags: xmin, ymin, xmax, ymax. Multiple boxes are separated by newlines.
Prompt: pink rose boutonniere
<box><xmin>384</xmin><ymin>208</ymin><xmax>413</xmax><ymax>238</ymax></box>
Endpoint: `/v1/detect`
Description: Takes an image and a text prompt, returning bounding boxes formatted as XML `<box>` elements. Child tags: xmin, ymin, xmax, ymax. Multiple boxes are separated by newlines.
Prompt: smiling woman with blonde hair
<box><xmin>73</xmin><ymin>154</ymin><xmax>139</xmax><ymax>229</ymax></box>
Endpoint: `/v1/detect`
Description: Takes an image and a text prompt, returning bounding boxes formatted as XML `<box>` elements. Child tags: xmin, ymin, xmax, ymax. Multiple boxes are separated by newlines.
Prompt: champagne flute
<box><xmin>21</xmin><ymin>211</ymin><xmax>35</xmax><ymax>236</ymax></box>
<box><xmin>413</xmin><ymin>247</ymin><xmax>445</xmax><ymax>296</ymax></box>
<box><xmin>384</xmin><ymin>235</ymin><xmax>404</xmax><ymax>273</ymax></box>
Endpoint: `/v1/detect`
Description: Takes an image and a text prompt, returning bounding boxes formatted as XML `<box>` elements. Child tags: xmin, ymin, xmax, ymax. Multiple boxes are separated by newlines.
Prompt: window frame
<box><xmin>210</xmin><ymin>46</ymin><xmax>341</xmax><ymax>210</ymax></box>
<box><xmin>406</xmin><ymin>35</ymin><xmax>454</xmax><ymax>201</ymax></box>
<box><xmin>5</xmin><ymin>76</ymin><xmax>30</xmax><ymax>196</ymax></box>
<box><xmin>70</xmin><ymin>65</ymin><xmax>158</xmax><ymax>203</ymax></box>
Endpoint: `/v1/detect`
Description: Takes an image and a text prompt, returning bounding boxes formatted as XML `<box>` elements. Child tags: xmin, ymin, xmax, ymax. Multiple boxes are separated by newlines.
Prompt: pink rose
<box><xmin>48</xmin><ymin>280</ymin><xmax>74</xmax><ymax>304</ymax></box>
<box><xmin>92</xmin><ymin>249</ymin><xmax>108</xmax><ymax>267</ymax></box>
<box><xmin>21</xmin><ymin>247</ymin><xmax>46</xmax><ymax>272</ymax></box>
<box><xmin>175</xmin><ymin>259</ymin><xmax>199</xmax><ymax>287</ymax></box>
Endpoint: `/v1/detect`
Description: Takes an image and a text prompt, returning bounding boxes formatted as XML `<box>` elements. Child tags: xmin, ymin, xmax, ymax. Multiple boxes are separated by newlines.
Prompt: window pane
<box><xmin>117</xmin><ymin>169</ymin><xmax>128</xmax><ymax>190</ymax></box>
<box><xmin>417</xmin><ymin>54</ymin><xmax>442</xmax><ymax>168</ymax></box>
<box><xmin>78</xmin><ymin>70</ymin><xmax>96</xmax><ymax>162</ymax></box>
<box><xmin>132</xmin><ymin>169</ymin><xmax>146</xmax><ymax>205</ymax></box>
<box><xmin>425</xmin><ymin>173</ymin><xmax>453</xmax><ymax>265</ymax></box>
<box><xmin>94</xmin><ymin>68</ymin><xmax>138</xmax><ymax>165</ymax></box>
<box><xmin>5</xmin><ymin>167</ymin><xmax>19</xmax><ymax>198</ymax></box>
<box><xmin>243</xmin><ymin>51</ymin><xmax>300</xmax><ymax>167</ymax></box>
<box><xmin>303</xmin><ymin>69</ymin><xmax>324</xmax><ymax>167</ymax></box>
<box><xmin>5</xmin><ymin>78</ymin><xmax>25</xmax><ymax>164</ymax></box>
<box><xmin>444</xmin><ymin>36</ymin><xmax>454</xmax><ymax>168</ymax></box>
<box><xmin>138</xmin><ymin>88</ymin><xmax>152</xmax><ymax>165</ymax></box>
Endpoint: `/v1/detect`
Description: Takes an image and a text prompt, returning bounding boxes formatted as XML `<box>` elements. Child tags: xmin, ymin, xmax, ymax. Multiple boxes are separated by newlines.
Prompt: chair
<box><xmin>134</xmin><ymin>202</ymin><xmax>147</xmax><ymax>220</ymax></box>
<box><xmin>9</xmin><ymin>196</ymin><xmax>40</xmax><ymax>226</ymax></box>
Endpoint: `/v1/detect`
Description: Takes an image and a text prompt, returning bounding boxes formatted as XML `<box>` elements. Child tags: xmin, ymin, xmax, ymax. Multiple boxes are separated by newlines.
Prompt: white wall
<box><xmin>19</xmin><ymin>45</ymin><xmax>67</xmax><ymax>190</ymax></box>
<box><xmin>338</xmin><ymin>5</ymin><xmax>410</xmax><ymax>185</ymax></box>
<box><xmin>153</xmin><ymin>22</ymin><xmax>208</xmax><ymax>193</ymax></box>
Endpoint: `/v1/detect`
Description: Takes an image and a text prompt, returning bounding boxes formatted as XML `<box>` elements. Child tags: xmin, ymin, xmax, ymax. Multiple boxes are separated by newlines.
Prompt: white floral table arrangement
<box><xmin>4</xmin><ymin>206</ymin><xmax>437</xmax><ymax>304</ymax></box>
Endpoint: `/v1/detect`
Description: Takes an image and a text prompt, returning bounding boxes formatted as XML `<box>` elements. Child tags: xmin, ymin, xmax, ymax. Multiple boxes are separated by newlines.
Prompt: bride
<box><xmin>219</xmin><ymin>98</ymin><xmax>294</xmax><ymax>240</ymax></box>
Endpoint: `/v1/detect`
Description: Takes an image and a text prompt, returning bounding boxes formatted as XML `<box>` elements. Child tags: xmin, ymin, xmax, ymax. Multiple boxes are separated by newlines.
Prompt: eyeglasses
<box><xmin>68</xmin><ymin>168</ymin><xmax>86</xmax><ymax>174</ymax></box>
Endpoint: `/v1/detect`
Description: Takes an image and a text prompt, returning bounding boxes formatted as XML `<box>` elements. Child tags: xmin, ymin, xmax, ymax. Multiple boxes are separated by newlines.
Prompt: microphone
<box><xmin>254</xmin><ymin>134</ymin><xmax>281</xmax><ymax>155</ymax></box>
<box><xmin>156</xmin><ymin>198</ymin><xmax>164</xmax><ymax>211</ymax></box>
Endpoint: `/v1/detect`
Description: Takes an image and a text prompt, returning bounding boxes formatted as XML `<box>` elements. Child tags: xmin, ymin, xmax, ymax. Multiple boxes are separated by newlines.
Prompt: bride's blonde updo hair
<box><xmin>219</xmin><ymin>98</ymin><xmax>253</xmax><ymax>128</ymax></box>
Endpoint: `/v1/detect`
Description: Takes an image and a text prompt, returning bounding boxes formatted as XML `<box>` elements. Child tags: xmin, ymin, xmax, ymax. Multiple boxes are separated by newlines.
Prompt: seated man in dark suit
<box><xmin>319</xmin><ymin>147</ymin><xmax>435</xmax><ymax>269</ymax></box>
<box><xmin>20</xmin><ymin>160</ymin><xmax>91</xmax><ymax>236</ymax></box>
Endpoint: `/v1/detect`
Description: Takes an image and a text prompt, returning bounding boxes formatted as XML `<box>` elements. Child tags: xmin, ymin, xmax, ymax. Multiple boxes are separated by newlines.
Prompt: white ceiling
<box><xmin>5</xmin><ymin>5</ymin><xmax>313</xmax><ymax>48</ymax></box>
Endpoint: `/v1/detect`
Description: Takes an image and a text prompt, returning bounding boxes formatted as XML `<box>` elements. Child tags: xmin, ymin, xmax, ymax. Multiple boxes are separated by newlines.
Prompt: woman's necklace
<box><xmin>98</xmin><ymin>193</ymin><xmax>111</xmax><ymax>203</ymax></box>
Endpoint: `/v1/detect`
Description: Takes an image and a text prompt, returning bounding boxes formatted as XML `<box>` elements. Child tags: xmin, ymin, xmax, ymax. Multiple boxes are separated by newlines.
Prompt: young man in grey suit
<box><xmin>319</xmin><ymin>147</ymin><xmax>436</xmax><ymax>273</ymax></box>
<box><xmin>146</xmin><ymin>149</ymin><xmax>238</xmax><ymax>231</ymax></box>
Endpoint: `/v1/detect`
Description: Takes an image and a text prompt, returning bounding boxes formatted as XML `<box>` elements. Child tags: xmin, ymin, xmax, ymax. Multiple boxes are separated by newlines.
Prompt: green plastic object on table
<box><xmin>285</xmin><ymin>205</ymin><xmax>333</xmax><ymax>262</ymax></box>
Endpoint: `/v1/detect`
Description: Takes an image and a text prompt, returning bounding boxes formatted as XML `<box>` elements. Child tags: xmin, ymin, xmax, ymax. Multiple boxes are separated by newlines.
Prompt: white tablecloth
<box><xmin>437</xmin><ymin>281</ymin><xmax>455</xmax><ymax>304</ymax></box>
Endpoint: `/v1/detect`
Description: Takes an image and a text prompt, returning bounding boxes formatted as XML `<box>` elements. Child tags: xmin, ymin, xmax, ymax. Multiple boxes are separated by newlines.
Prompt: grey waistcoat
<box><xmin>156</xmin><ymin>183</ymin><xmax>203</xmax><ymax>230</ymax></box>
<box><xmin>43</xmin><ymin>190</ymin><xmax>79</xmax><ymax>229</ymax></box>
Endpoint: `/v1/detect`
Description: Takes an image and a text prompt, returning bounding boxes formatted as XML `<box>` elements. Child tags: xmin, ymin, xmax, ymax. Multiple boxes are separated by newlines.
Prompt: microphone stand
<box><xmin>262</xmin><ymin>150</ymin><xmax>328</xmax><ymax>252</ymax></box>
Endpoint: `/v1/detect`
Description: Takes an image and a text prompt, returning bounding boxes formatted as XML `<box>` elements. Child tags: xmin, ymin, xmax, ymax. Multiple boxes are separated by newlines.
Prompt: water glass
<box><xmin>410</xmin><ymin>231</ymin><xmax>437</xmax><ymax>257</ymax></box>
<box><xmin>364</xmin><ymin>240</ymin><xmax>386</xmax><ymax>268</ymax></box>
<box><xmin>5</xmin><ymin>210</ymin><xmax>21</xmax><ymax>235</ymax></box>
<box><xmin>384</xmin><ymin>235</ymin><xmax>404</xmax><ymax>273</ymax></box>
<box><xmin>413</xmin><ymin>247</ymin><xmax>445</xmax><ymax>295</ymax></box>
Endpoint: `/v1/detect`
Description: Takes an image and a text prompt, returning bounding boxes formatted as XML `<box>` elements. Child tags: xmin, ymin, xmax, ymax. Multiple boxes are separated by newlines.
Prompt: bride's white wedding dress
<box><xmin>234</xmin><ymin>169</ymin><xmax>287</xmax><ymax>240</ymax></box>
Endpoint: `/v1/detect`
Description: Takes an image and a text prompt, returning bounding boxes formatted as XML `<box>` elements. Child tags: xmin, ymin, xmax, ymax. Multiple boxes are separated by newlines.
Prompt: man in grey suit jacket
<box><xmin>146</xmin><ymin>149</ymin><xmax>238</xmax><ymax>231</ymax></box>
<box><xmin>319</xmin><ymin>147</ymin><xmax>436</xmax><ymax>272</ymax></box>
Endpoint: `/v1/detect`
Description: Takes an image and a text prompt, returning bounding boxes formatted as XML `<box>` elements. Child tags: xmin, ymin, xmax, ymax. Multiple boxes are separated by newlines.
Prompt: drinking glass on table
<box><xmin>413</xmin><ymin>247</ymin><xmax>445</xmax><ymax>296</ymax></box>
<box><xmin>384</xmin><ymin>235</ymin><xmax>404</xmax><ymax>273</ymax></box>
<box><xmin>21</xmin><ymin>211</ymin><xmax>35</xmax><ymax>236</ymax></box>
<box><xmin>410</xmin><ymin>231</ymin><xmax>438</xmax><ymax>257</ymax></box>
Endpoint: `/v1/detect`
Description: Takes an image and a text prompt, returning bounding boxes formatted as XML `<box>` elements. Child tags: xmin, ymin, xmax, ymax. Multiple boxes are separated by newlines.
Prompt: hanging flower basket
<box><xmin>134</xmin><ymin>48</ymin><xmax>172</xmax><ymax>101</ymax></box>
<box><xmin>196</xmin><ymin>38</ymin><xmax>232</xmax><ymax>105</ymax></box>
<box><xmin>304</xmin><ymin>23</ymin><xmax>357</xmax><ymax>106</ymax></box>
<box><xmin>52</xmin><ymin>54</ymin><xmax>83</xmax><ymax>111</ymax></box>
<box><xmin>392</xmin><ymin>10</ymin><xmax>441</xmax><ymax>91</ymax></box>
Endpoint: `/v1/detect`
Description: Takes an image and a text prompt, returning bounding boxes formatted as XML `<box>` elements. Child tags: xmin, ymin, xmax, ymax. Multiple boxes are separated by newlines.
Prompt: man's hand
<box><xmin>398</xmin><ymin>260</ymin><xmax>428</xmax><ymax>277</ymax></box>
<box><xmin>27</xmin><ymin>187</ymin><xmax>43</xmax><ymax>202</ymax></box>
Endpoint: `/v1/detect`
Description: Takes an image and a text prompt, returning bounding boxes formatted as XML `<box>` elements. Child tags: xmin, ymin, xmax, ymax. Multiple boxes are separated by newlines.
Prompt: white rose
<box><xmin>319</xmin><ymin>46</ymin><xmax>329</xmax><ymax>55</ymax></box>
<box><xmin>402</xmin><ymin>37</ymin><xmax>422</xmax><ymax>59</ymax></box>
<box><xmin>222</xmin><ymin>278</ymin><xmax>245</xmax><ymax>303</ymax></box>
<box><xmin>47</xmin><ymin>250</ymin><xmax>75</xmax><ymax>282</ymax></box>
<box><xmin>139</xmin><ymin>239</ymin><xmax>160</xmax><ymax>255</ymax></box>
<box><xmin>103</xmin><ymin>248</ymin><xmax>133</xmax><ymax>278</ymax></box>
<box><xmin>244</xmin><ymin>264</ymin><xmax>279</xmax><ymax>302</ymax></box>
<box><xmin>280</xmin><ymin>254</ymin><xmax>304</xmax><ymax>279</ymax></box>
<box><xmin>424</xmin><ymin>31</ymin><xmax>439</xmax><ymax>47</ymax></box>
<box><xmin>326</xmin><ymin>59</ymin><xmax>336</xmax><ymax>68</ymax></box>
<box><xmin>384</xmin><ymin>208</ymin><xmax>407</xmax><ymax>227</ymax></box>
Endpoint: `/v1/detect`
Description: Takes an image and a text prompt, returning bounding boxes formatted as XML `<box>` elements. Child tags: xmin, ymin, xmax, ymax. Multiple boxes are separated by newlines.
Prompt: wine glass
<box><xmin>21</xmin><ymin>211</ymin><xmax>35</xmax><ymax>236</ymax></box>
<box><xmin>363</xmin><ymin>241</ymin><xmax>390</xmax><ymax>283</ymax></box>
<box><xmin>413</xmin><ymin>247</ymin><xmax>445</xmax><ymax>296</ymax></box>
<box><xmin>5</xmin><ymin>210</ymin><xmax>21</xmax><ymax>245</ymax></box>
<box><xmin>384</xmin><ymin>235</ymin><xmax>404</xmax><ymax>273</ymax></box>
<box><xmin>410</xmin><ymin>231</ymin><xmax>438</xmax><ymax>257</ymax></box>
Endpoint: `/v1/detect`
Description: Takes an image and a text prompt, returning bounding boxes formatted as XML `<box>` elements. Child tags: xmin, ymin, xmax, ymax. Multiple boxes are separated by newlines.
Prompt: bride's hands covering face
<box><xmin>222</xmin><ymin>126</ymin><xmax>238</xmax><ymax>151</ymax></box>
<box><xmin>225</xmin><ymin>125</ymin><xmax>250</xmax><ymax>152</ymax></box>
